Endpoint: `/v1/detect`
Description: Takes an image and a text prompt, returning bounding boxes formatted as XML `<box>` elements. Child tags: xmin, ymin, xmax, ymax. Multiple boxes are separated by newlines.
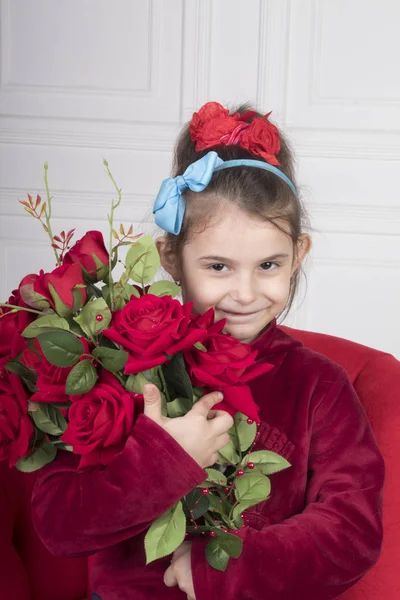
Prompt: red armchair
<box><xmin>1</xmin><ymin>327</ymin><xmax>399</xmax><ymax>599</ymax></box>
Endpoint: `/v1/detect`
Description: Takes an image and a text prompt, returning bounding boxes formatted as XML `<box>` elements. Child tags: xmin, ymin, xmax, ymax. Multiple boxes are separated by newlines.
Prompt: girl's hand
<box><xmin>143</xmin><ymin>384</ymin><xmax>233</xmax><ymax>468</ymax></box>
<box><xmin>164</xmin><ymin>541</ymin><xmax>195</xmax><ymax>600</ymax></box>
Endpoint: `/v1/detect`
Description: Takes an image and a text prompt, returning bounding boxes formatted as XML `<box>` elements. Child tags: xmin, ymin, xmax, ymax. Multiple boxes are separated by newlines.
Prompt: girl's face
<box><xmin>160</xmin><ymin>204</ymin><xmax>310</xmax><ymax>344</ymax></box>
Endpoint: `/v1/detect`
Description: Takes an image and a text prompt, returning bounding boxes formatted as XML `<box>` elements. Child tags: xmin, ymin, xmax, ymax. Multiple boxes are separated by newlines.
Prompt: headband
<box><xmin>153</xmin><ymin>151</ymin><xmax>297</xmax><ymax>235</ymax></box>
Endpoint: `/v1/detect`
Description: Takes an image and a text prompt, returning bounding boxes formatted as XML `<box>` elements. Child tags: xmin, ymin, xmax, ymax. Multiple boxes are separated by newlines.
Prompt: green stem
<box><xmin>43</xmin><ymin>163</ymin><xmax>62</xmax><ymax>267</ymax></box>
<box><xmin>104</xmin><ymin>159</ymin><xmax>122</xmax><ymax>307</ymax></box>
<box><xmin>204</xmin><ymin>513</ymin><xmax>216</xmax><ymax>528</ymax></box>
<box><xmin>0</xmin><ymin>303</ymin><xmax>44</xmax><ymax>316</ymax></box>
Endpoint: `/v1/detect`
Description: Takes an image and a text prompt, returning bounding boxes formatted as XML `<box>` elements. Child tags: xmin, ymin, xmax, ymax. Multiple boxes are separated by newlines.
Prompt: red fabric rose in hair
<box><xmin>63</xmin><ymin>230</ymin><xmax>109</xmax><ymax>282</ymax></box>
<box><xmin>239</xmin><ymin>114</ymin><xmax>281</xmax><ymax>166</ymax></box>
<box><xmin>0</xmin><ymin>289</ymin><xmax>35</xmax><ymax>374</ymax></box>
<box><xmin>183</xmin><ymin>333</ymin><xmax>274</xmax><ymax>421</ymax></box>
<box><xmin>103</xmin><ymin>295</ymin><xmax>215</xmax><ymax>374</ymax></box>
<box><xmin>0</xmin><ymin>371</ymin><xmax>34</xmax><ymax>467</ymax></box>
<box><xmin>61</xmin><ymin>371</ymin><xmax>143</xmax><ymax>469</ymax></box>
<box><xmin>190</xmin><ymin>102</ymin><xmax>241</xmax><ymax>152</ymax></box>
<box><xmin>33</xmin><ymin>263</ymin><xmax>86</xmax><ymax>311</ymax></box>
<box><xmin>190</xmin><ymin>101</ymin><xmax>281</xmax><ymax>165</ymax></box>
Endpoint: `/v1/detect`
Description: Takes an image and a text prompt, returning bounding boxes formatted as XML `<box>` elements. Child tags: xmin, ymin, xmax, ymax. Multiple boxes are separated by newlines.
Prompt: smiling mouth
<box><xmin>219</xmin><ymin>309</ymin><xmax>260</xmax><ymax>317</ymax></box>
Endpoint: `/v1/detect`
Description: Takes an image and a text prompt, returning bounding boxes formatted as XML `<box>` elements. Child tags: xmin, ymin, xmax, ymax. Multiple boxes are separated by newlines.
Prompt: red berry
<box><xmin>210</xmin><ymin>531</ymin><xmax>217</xmax><ymax>537</ymax></box>
<box><xmin>237</xmin><ymin>469</ymin><xmax>245</xmax><ymax>477</ymax></box>
<box><xmin>247</xmin><ymin>462</ymin><xmax>255</xmax><ymax>470</ymax></box>
<box><xmin>223</xmin><ymin>487</ymin><xmax>230</xmax><ymax>493</ymax></box>
<box><xmin>201</xmin><ymin>488</ymin><xmax>210</xmax><ymax>495</ymax></box>
<box><xmin>247</xmin><ymin>418</ymin><xmax>254</xmax><ymax>424</ymax></box>
<box><xmin>95</xmin><ymin>314</ymin><xmax>104</xmax><ymax>321</ymax></box>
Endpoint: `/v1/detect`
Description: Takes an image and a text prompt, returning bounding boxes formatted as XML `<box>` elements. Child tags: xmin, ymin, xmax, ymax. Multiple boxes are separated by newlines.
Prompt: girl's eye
<box><xmin>260</xmin><ymin>262</ymin><xmax>277</xmax><ymax>271</ymax></box>
<box><xmin>210</xmin><ymin>263</ymin><xmax>226</xmax><ymax>272</ymax></box>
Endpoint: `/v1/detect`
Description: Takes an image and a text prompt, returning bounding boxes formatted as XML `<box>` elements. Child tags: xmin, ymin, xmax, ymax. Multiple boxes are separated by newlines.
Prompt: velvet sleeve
<box><xmin>191</xmin><ymin>373</ymin><xmax>385</xmax><ymax>600</ymax></box>
<box><xmin>32</xmin><ymin>414</ymin><xmax>206</xmax><ymax>558</ymax></box>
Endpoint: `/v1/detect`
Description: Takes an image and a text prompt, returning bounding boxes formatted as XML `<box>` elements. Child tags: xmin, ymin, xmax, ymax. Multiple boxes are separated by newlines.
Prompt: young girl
<box><xmin>32</xmin><ymin>102</ymin><xmax>384</xmax><ymax>600</ymax></box>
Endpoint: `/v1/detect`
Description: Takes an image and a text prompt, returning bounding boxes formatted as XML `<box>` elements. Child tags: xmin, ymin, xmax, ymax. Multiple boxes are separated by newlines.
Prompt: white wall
<box><xmin>0</xmin><ymin>0</ymin><xmax>399</xmax><ymax>357</ymax></box>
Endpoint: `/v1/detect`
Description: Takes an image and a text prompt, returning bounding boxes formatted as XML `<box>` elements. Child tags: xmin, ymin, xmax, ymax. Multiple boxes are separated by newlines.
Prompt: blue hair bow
<box><xmin>153</xmin><ymin>152</ymin><xmax>223</xmax><ymax>235</ymax></box>
<box><xmin>153</xmin><ymin>150</ymin><xmax>297</xmax><ymax>235</ymax></box>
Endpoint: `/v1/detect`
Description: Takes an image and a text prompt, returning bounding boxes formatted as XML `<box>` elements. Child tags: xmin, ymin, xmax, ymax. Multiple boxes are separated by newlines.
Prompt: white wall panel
<box><xmin>0</xmin><ymin>0</ymin><xmax>399</xmax><ymax>356</ymax></box>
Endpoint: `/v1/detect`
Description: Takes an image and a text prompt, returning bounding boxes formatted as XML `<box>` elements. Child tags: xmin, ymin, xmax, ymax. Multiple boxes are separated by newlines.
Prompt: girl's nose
<box><xmin>230</xmin><ymin>274</ymin><xmax>258</xmax><ymax>305</ymax></box>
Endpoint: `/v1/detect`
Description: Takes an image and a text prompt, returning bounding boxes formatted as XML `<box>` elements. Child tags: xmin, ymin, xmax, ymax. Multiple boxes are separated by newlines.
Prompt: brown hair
<box><xmin>164</xmin><ymin>103</ymin><xmax>309</xmax><ymax>318</ymax></box>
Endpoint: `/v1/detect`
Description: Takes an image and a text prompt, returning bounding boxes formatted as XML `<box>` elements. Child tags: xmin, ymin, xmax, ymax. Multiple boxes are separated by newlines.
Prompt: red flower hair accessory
<box><xmin>190</xmin><ymin>101</ymin><xmax>281</xmax><ymax>166</ymax></box>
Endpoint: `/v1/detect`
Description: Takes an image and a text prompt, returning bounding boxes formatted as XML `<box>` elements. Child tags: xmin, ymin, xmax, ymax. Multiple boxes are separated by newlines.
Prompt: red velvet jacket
<box><xmin>32</xmin><ymin>321</ymin><xmax>384</xmax><ymax>600</ymax></box>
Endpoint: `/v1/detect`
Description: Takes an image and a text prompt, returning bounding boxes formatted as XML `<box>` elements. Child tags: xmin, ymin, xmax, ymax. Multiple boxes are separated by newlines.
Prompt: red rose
<box><xmin>30</xmin><ymin>339</ymin><xmax>90</xmax><ymax>404</ymax></box>
<box><xmin>63</xmin><ymin>230</ymin><xmax>109</xmax><ymax>282</ymax></box>
<box><xmin>0</xmin><ymin>371</ymin><xmax>34</xmax><ymax>467</ymax></box>
<box><xmin>33</xmin><ymin>263</ymin><xmax>86</xmax><ymax>312</ymax></box>
<box><xmin>61</xmin><ymin>371</ymin><xmax>143</xmax><ymax>469</ymax></box>
<box><xmin>103</xmin><ymin>295</ymin><xmax>214</xmax><ymax>373</ymax></box>
<box><xmin>183</xmin><ymin>333</ymin><xmax>274</xmax><ymax>421</ymax></box>
<box><xmin>239</xmin><ymin>115</ymin><xmax>281</xmax><ymax>165</ymax></box>
<box><xmin>0</xmin><ymin>289</ymin><xmax>35</xmax><ymax>374</ymax></box>
<box><xmin>19</xmin><ymin>273</ymin><xmax>51</xmax><ymax>310</ymax></box>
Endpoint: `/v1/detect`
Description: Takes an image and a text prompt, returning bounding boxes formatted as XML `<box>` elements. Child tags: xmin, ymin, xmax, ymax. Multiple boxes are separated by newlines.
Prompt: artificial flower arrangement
<box><xmin>0</xmin><ymin>162</ymin><xmax>290</xmax><ymax>571</ymax></box>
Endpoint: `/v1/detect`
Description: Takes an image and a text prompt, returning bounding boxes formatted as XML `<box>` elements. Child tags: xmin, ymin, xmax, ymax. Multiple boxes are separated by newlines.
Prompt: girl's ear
<box><xmin>156</xmin><ymin>236</ymin><xmax>181</xmax><ymax>282</ymax></box>
<box><xmin>291</xmin><ymin>234</ymin><xmax>312</xmax><ymax>275</ymax></box>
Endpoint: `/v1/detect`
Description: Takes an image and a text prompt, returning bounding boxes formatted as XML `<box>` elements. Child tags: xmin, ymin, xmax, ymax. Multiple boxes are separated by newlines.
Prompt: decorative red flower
<box><xmin>61</xmin><ymin>371</ymin><xmax>143</xmax><ymax>469</ymax></box>
<box><xmin>33</xmin><ymin>263</ymin><xmax>86</xmax><ymax>311</ymax></box>
<box><xmin>0</xmin><ymin>289</ymin><xmax>35</xmax><ymax>374</ymax></box>
<box><xmin>239</xmin><ymin>115</ymin><xmax>281</xmax><ymax>166</ymax></box>
<box><xmin>189</xmin><ymin>101</ymin><xmax>280</xmax><ymax>165</ymax></box>
<box><xmin>0</xmin><ymin>370</ymin><xmax>34</xmax><ymax>467</ymax></box>
<box><xmin>183</xmin><ymin>332</ymin><xmax>274</xmax><ymax>421</ymax></box>
<box><xmin>63</xmin><ymin>230</ymin><xmax>109</xmax><ymax>282</ymax></box>
<box><xmin>103</xmin><ymin>295</ymin><xmax>217</xmax><ymax>374</ymax></box>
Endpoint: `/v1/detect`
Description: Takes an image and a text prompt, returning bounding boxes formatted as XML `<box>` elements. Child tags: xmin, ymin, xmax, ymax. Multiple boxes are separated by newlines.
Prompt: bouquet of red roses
<box><xmin>0</xmin><ymin>162</ymin><xmax>290</xmax><ymax>571</ymax></box>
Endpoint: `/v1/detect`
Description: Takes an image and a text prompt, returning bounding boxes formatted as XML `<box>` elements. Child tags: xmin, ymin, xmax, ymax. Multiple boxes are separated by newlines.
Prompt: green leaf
<box><xmin>167</xmin><ymin>396</ymin><xmax>192</xmax><ymax>418</ymax></box>
<box><xmin>125</xmin><ymin>234</ymin><xmax>160</xmax><ymax>285</ymax></box>
<box><xmin>205</xmin><ymin>530</ymin><xmax>243</xmax><ymax>572</ymax></box>
<box><xmin>48</xmin><ymin>282</ymin><xmax>73</xmax><ymax>318</ymax></box>
<box><xmin>242</xmin><ymin>450</ymin><xmax>291</xmax><ymax>475</ymax></box>
<box><xmin>147</xmin><ymin>280</ymin><xmax>181</xmax><ymax>298</ymax></box>
<box><xmin>125</xmin><ymin>372</ymin><xmax>150</xmax><ymax>394</ymax></box>
<box><xmin>30</xmin><ymin>404</ymin><xmax>67</xmax><ymax>435</ymax></box>
<box><xmin>208</xmin><ymin>493</ymin><xmax>228</xmax><ymax>519</ymax></box>
<box><xmin>231</xmin><ymin>499</ymin><xmax>262</xmax><ymax>521</ymax></box>
<box><xmin>193</xmin><ymin>341</ymin><xmax>207</xmax><ymax>352</ymax></box>
<box><xmin>213</xmin><ymin>529</ymin><xmax>243</xmax><ymax>558</ymax></box>
<box><xmin>92</xmin><ymin>346</ymin><xmax>128</xmax><ymax>372</ymax></box>
<box><xmin>162</xmin><ymin>352</ymin><xmax>193</xmax><ymax>401</ymax></box>
<box><xmin>15</xmin><ymin>441</ymin><xmax>57</xmax><ymax>473</ymax></box>
<box><xmin>19</xmin><ymin>284</ymin><xmax>51</xmax><ymax>310</ymax></box>
<box><xmin>38</xmin><ymin>331</ymin><xmax>84</xmax><ymax>367</ymax></box>
<box><xmin>73</xmin><ymin>297</ymin><xmax>111</xmax><ymax>338</ymax></box>
<box><xmin>91</xmin><ymin>253</ymin><xmax>109</xmax><ymax>281</ymax></box>
<box><xmin>51</xmin><ymin>441</ymin><xmax>73</xmax><ymax>452</ymax></box>
<box><xmin>230</xmin><ymin>412</ymin><xmax>257</xmax><ymax>453</ymax></box>
<box><xmin>22</xmin><ymin>314</ymin><xmax>70</xmax><ymax>338</ymax></box>
<box><xmin>145</xmin><ymin>501</ymin><xmax>186</xmax><ymax>563</ymax></box>
<box><xmin>6</xmin><ymin>359</ymin><xmax>38</xmax><ymax>386</ymax></box>
<box><xmin>235</xmin><ymin>473</ymin><xmax>271</xmax><ymax>505</ymax></box>
<box><xmin>65</xmin><ymin>360</ymin><xmax>97</xmax><ymax>395</ymax></box>
<box><xmin>202</xmin><ymin>468</ymin><xmax>227</xmax><ymax>488</ymax></box>
<box><xmin>217</xmin><ymin>438</ymin><xmax>241</xmax><ymax>466</ymax></box>
<box><xmin>183</xmin><ymin>489</ymin><xmax>210</xmax><ymax>520</ymax></box>
<box><xmin>206</xmin><ymin>538</ymin><xmax>230</xmax><ymax>571</ymax></box>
